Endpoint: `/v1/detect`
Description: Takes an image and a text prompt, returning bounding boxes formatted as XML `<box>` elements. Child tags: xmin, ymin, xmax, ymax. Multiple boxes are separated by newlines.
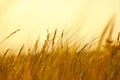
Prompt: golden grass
<box><xmin>0</xmin><ymin>15</ymin><xmax>120</xmax><ymax>80</ymax></box>
<box><xmin>0</xmin><ymin>29</ymin><xmax>20</xmax><ymax>45</ymax></box>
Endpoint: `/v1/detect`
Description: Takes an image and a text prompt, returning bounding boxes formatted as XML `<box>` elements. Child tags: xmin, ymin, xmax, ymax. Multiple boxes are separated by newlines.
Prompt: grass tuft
<box><xmin>0</xmin><ymin>15</ymin><xmax>120</xmax><ymax>80</ymax></box>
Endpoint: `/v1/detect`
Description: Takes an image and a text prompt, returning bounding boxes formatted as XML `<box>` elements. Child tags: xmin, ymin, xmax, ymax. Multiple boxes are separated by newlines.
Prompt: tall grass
<box><xmin>0</xmin><ymin>15</ymin><xmax>120</xmax><ymax>80</ymax></box>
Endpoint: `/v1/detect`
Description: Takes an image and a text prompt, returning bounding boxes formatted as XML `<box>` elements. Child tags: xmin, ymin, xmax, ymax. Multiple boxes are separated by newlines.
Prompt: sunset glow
<box><xmin>0</xmin><ymin>0</ymin><xmax>120</xmax><ymax>48</ymax></box>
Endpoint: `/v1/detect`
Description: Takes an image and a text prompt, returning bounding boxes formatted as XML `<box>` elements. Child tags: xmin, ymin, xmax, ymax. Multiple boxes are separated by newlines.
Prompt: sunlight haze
<box><xmin>0</xmin><ymin>0</ymin><xmax>120</xmax><ymax>49</ymax></box>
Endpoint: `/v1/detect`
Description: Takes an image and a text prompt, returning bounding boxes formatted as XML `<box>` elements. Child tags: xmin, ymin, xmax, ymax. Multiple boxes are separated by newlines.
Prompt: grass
<box><xmin>0</xmin><ymin>15</ymin><xmax>120</xmax><ymax>80</ymax></box>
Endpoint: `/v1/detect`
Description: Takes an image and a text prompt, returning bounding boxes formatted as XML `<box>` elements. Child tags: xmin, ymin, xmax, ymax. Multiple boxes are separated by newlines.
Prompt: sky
<box><xmin>0</xmin><ymin>0</ymin><xmax>120</xmax><ymax>49</ymax></box>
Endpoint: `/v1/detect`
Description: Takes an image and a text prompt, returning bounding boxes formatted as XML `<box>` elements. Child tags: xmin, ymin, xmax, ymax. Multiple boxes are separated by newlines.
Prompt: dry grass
<box><xmin>0</xmin><ymin>16</ymin><xmax>120</xmax><ymax>80</ymax></box>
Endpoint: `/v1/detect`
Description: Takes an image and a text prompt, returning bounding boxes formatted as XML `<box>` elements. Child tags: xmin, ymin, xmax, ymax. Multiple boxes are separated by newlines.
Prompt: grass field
<box><xmin>0</xmin><ymin>16</ymin><xmax>120</xmax><ymax>80</ymax></box>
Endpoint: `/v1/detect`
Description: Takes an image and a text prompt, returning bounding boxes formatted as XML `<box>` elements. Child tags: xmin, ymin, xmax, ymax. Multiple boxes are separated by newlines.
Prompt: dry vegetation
<box><xmin>0</xmin><ymin>16</ymin><xmax>120</xmax><ymax>80</ymax></box>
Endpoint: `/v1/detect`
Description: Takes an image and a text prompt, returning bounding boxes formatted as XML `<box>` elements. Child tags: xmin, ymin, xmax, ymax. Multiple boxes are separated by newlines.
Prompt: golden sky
<box><xmin>0</xmin><ymin>0</ymin><xmax>120</xmax><ymax>48</ymax></box>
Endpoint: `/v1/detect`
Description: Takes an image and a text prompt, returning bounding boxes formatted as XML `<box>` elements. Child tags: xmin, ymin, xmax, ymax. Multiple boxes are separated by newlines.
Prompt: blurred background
<box><xmin>0</xmin><ymin>0</ymin><xmax>120</xmax><ymax>50</ymax></box>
